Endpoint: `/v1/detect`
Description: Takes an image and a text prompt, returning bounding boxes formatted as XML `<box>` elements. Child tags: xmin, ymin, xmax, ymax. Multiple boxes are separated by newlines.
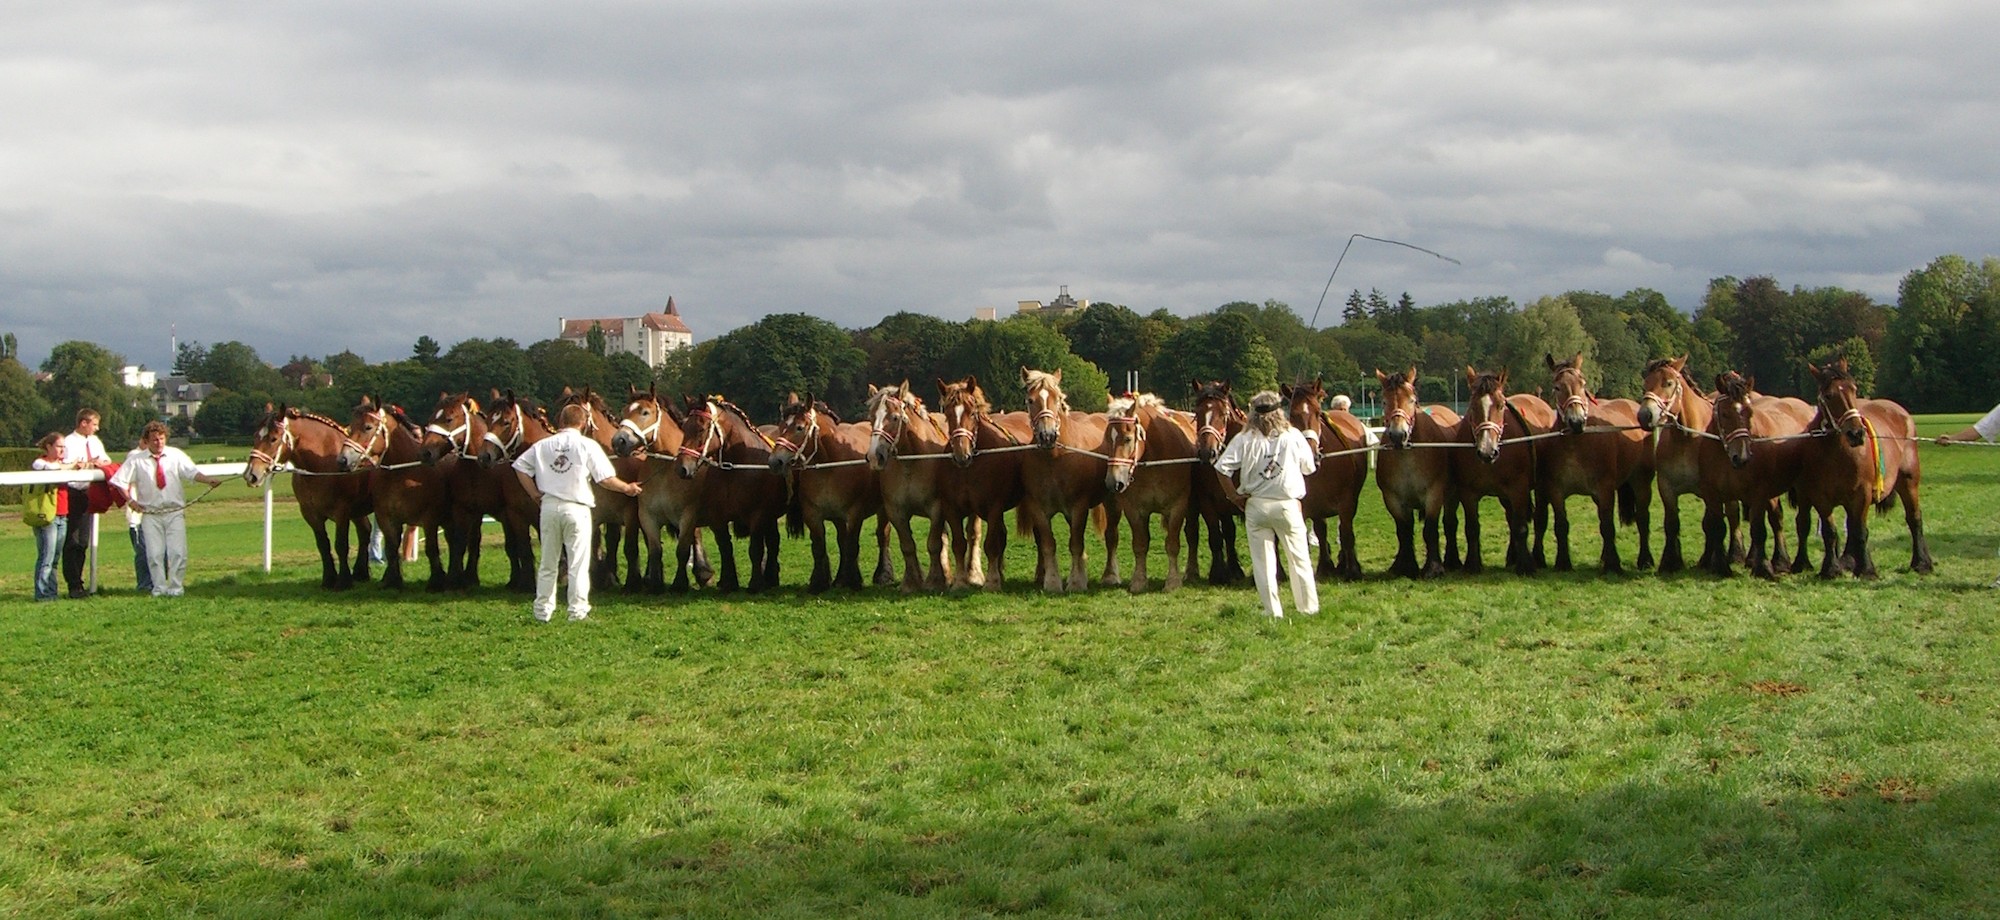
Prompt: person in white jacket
<box><xmin>1213</xmin><ymin>390</ymin><xmax>1320</xmax><ymax>618</ymax></box>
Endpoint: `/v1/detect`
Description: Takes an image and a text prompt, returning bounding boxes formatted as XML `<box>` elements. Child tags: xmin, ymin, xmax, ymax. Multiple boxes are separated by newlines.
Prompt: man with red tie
<box><xmin>110</xmin><ymin>421</ymin><xmax>225</xmax><ymax>597</ymax></box>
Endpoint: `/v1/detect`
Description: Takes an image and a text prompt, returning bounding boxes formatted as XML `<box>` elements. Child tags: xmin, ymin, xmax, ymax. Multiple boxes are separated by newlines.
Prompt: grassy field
<box><xmin>2</xmin><ymin>417</ymin><xmax>1998</xmax><ymax>918</ymax></box>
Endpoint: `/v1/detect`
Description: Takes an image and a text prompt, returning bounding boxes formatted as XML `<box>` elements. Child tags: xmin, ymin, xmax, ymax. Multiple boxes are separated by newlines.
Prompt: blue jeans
<box><xmin>34</xmin><ymin>517</ymin><xmax>67</xmax><ymax>601</ymax></box>
<box><xmin>130</xmin><ymin>525</ymin><xmax>154</xmax><ymax>592</ymax></box>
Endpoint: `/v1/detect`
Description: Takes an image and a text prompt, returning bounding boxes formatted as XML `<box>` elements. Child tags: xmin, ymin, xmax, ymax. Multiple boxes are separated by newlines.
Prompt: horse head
<box><xmin>245</xmin><ymin>403</ymin><xmax>292</xmax><ymax>487</ymax></box>
<box><xmin>1713</xmin><ymin>371</ymin><xmax>1758</xmax><ymax>469</ymax></box>
<box><xmin>1809</xmin><ymin>358</ymin><xmax>1867</xmax><ymax>447</ymax></box>
<box><xmin>937</xmin><ymin>375</ymin><xmax>988</xmax><ymax>468</ymax></box>
<box><xmin>769</xmin><ymin>392</ymin><xmax>821</xmax><ymax>471</ymax></box>
<box><xmin>419</xmin><ymin>392</ymin><xmax>481</xmax><ymax>465</ymax></box>
<box><xmin>1638</xmin><ymin>355</ymin><xmax>1690</xmax><ymax>431</ymax></box>
<box><xmin>1190</xmin><ymin>379</ymin><xmax>1237</xmax><ymax>463</ymax></box>
<box><xmin>1375</xmin><ymin>368</ymin><xmax>1419</xmax><ymax>449</ymax></box>
<box><xmin>1282</xmin><ymin>376</ymin><xmax>1330</xmax><ymax>450</ymax></box>
<box><xmin>1547</xmin><ymin>353</ymin><xmax>1591</xmax><ymax>434</ymax></box>
<box><xmin>340</xmin><ymin>396</ymin><xmax>393</xmax><ymax>472</ymax></box>
<box><xmin>1022</xmin><ymin>367</ymin><xmax>1067</xmax><ymax>449</ymax></box>
<box><xmin>1464</xmin><ymin>366</ymin><xmax>1512</xmax><ymax>463</ymax></box>
<box><xmin>610</xmin><ymin>386</ymin><xmax>669</xmax><ymax>457</ymax></box>
<box><xmin>674</xmin><ymin>395</ymin><xmax>724</xmax><ymax>480</ymax></box>
<box><xmin>865</xmin><ymin>382</ymin><xmax>917</xmax><ymax>471</ymax></box>
<box><xmin>477</xmin><ymin>389</ymin><xmax>537</xmax><ymax>469</ymax></box>
<box><xmin>1103</xmin><ymin>393</ymin><xmax>1147</xmax><ymax>494</ymax></box>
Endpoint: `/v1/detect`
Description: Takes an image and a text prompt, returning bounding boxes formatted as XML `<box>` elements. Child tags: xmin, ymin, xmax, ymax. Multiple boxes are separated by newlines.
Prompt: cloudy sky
<box><xmin>3</xmin><ymin>0</ymin><xmax>1995</xmax><ymax>371</ymax></box>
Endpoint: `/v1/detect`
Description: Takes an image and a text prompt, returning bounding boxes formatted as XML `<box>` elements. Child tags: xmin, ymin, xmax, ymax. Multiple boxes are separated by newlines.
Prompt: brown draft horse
<box><xmin>865</xmin><ymin>382</ymin><xmax>964</xmax><ymax>592</ymax></box>
<box><xmin>674</xmin><ymin>396</ymin><xmax>786</xmax><ymax>592</ymax></box>
<box><xmin>1373</xmin><ymin>368</ymin><xmax>1461</xmax><ymax>578</ymax></box>
<box><xmin>769</xmin><ymin>392</ymin><xmax>895</xmax><ymax>593</ymax></box>
<box><xmin>936</xmin><ymin>375</ymin><xmax>1034</xmax><ymax>591</ymax></box>
<box><xmin>343</xmin><ymin>396</ymin><xmax>458</xmax><ymax>591</ymax></box>
<box><xmin>609</xmin><ymin>387</ymin><xmax>716</xmax><ymax>593</ymax></box>
<box><xmin>420</xmin><ymin>393</ymin><xmax>537</xmax><ymax>591</ymax></box>
<box><xmin>1539</xmin><ymin>354</ymin><xmax>1654</xmax><ymax>573</ymax></box>
<box><xmin>1453</xmin><ymin>367</ymin><xmax>1555</xmax><ymax>575</ymax></box>
<box><xmin>1103</xmin><ymin>394</ymin><xmax>1200</xmax><ymax>592</ymax></box>
<box><xmin>556</xmin><ymin>386</ymin><xmax>648</xmax><ymax>591</ymax></box>
<box><xmin>1701</xmin><ymin>371</ymin><xmax>1814</xmax><ymax>578</ymax></box>
<box><xmin>1282</xmin><ymin>376</ymin><xmax>1370</xmax><ymax>580</ymax></box>
<box><xmin>1797</xmin><ymin>359</ymin><xmax>1934</xmax><ymax>578</ymax></box>
<box><xmin>246</xmin><ymin>405</ymin><xmax>373</xmax><ymax>589</ymax></box>
<box><xmin>1189</xmin><ymin>380</ymin><xmax>1249</xmax><ymax>585</ymax></box>
<box><xmin>1018</xmin><ymin>368</ymin><xmax>1118</xmax><ymax>593</ymax></box>
<box><xmin>475</xmin><ymin>389</ymin><xmax>558</xmax><ymax>584</ymax></box>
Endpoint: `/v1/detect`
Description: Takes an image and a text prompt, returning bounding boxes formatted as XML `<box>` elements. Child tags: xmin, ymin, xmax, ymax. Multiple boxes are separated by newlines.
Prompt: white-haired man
<box><xmin>1213</xmin><ymin>390</ymin><xmax>1320</xmax><ymax>618</ymax></box>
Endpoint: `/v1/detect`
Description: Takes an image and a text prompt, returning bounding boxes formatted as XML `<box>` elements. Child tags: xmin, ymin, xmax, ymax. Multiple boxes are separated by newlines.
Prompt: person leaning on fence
<box><xmin>1936</xmin><ymin>402</ymin><xmax>2000</xmax><ymax>445</ymax></box>
<box><xmin>512</xmin><ymin>402</ymin><xmax>643</xmax><ymax>623</ymax></box>
<box><xmin>59</xmin><ymin>408</ymin><xmax>110</xmax><ymax>598</ymax></box>
<box><xmin>1213</xmin><ymin>390</ymin><xmax>1321</xmax><ymax>619</ymax></box>
<box><xmin>109</xmin><ymin>421</ymin><xmax>225</xmax><ymax>597</ymax></box>
<box><xmin>27</xmin><ymin>433</ymin><xmax>71</xmax><ymax>602</ymax></box>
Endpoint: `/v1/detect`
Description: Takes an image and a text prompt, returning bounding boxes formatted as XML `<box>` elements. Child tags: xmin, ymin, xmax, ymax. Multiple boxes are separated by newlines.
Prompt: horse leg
<box><xmin>1179</xmin><ymin>510</ymin><xmax>1201</xmax><ymax>584</ymax></box>
<box><xmin>1813</xmin><ymin>507</ymin><xmax>1841</xmax><ymax>579</ymax></box>
<box><xmin>834</xmin><ymin>513</ymin><xmax>863</xmax><ymax>591</ymax></box>
<box><xmin>1898</xmin><ymin>477</ymin><xmax>1933</xmax><ymax>574</ymax></box>
<box><xmin>1848</xmin><ymin>500</ymin><xmax>1878</xmax><ymax>579</ymax></box>
<box><xmin>1630</xmin><ymin>477</ymin><xmax>1654</xmax><ymax>572</ymax></box>
<box><xmin>1443</xmin><ymin>495</ymin><xmax>1463</xmax><ymax>570</ymax></box>
<box><xmin>1748</xmin><ymin>505</ymin><xmax>1776</xmax><ymax>580</ymax></box>
<box><xmin>1726</xmin><ymin>501</ymin><xmax>1747</xmax><ymax>567</ymax></box>
<box><xmin>1700</xmin><ymin>502</ymin><xmax>1732</xmax><ymax>577</ymax></box>
<box><xmin>1773</xmin><ymin>500</ymin><xmax>1801</xmax><ymax>576</ymax></box>
<box><xmin>1031</xmin><ymin>505</ymin><xmax>1061</xmax><ymax>593</ymax></box>
<box><xmin>640</xmin><ymin>509</ymin><xmax>666</xmax><ymax>595</ymax></box>
<box><xmin>1595</xmin><ymin>488</ymin><xmax>1622</xmax><ymax>574</ymax></box>
<box><xmin>1658</xmin><ymin>479</ymin><xmax>1686</xmax><ymax>573</ymax></box>
<box><xmin>379</xmin><ymin>522</ymin><xmax>406</xmax><ymax>589</ymax></box>
<box><xmin>1203</xmin><ymin>510</ymin><xmax>1229</xmax><ymax>585</ymax></box>
<box><xmin>1419</xmin><ymin>509</ymin><xmax>1447</xmax><ymax>579</ymax></box>
<box><xmin>1102</xmin><ymin>504</ymin><xmax>1125</xmax><ymax>587</ymax></box>
<box><xmin>1127</xmin><ymin>510</ymin><xmax>1151</xmax><ymax>594</ymax></box>
<box><xmin>309</xmin><ymin>518</ymin><xmax>338</xmax><ymax>590</ymax></box>
<box><xmin>1461</xmin><ymin>495</ymin><xmax>1485</xmax><ymax>574</ymax></box>
<box><xmin>1551</xmin><ymin>496</ymin><xmax>1574</xmax><ymax>572</ymax></box>
<box><xmin>714</xmin><ymin>528</ymin><xmax>740</xmax><ymax>593</ymax></box>
<box><xmin>1313</xmin><ymin>517</ymin><xmax>1334</xmax><ymax>579</ymax></box>
<box><xmin>331</xmin><ymin>515</ymin><xmax>355</xmax><ymax>589</ymax></box>
<box><xmin>981</xmin><ymin>511</ymin><xmax>1007</xmax><ymax>592</ymax></box>
<box><xmin>807</xmin><ymin>517</ymin><xmax>832</xmax><ymax>594</ymax></box>
<box><xmin>1064</xmin><ymin>506</ymin><xmax>1091</xmax><ymax>593</ymax></box>
<box><xmin>425</xmin><ymin>524</ymin><xmax>452</xmax><ymax>592</ymax></box>
<box><xmin>873</xmin><ymin>516</ymin><xmax>898</xmax><ymax>587</ymax></box>
<box><xmin>688</xmin><ymin>527</ymin><xmax>716</xmax><ymax>587</ymax></box>
<box><xmin>1508</xmin><ymin>491</ymin><xmax>1536</xmax><ymax>577</ymax></box>
<box><xmin>1388</xmin><ymin>496</ymin><xmax>1418</xmax><ymax>577</ymax></box>
<box><xmin>1164</xmin><ymin>503</ymin><xmax>1188</xmax><ymax>592</ymax></box>
<box><xmin>670</xmin><ymin>527</ymin><xmax>694</xmax><ymax>593</ymax></box>
<box><xmin>1532</xmin><ymin>492</ymin><xmax>1551</xmax><ymax>571</ymax></box>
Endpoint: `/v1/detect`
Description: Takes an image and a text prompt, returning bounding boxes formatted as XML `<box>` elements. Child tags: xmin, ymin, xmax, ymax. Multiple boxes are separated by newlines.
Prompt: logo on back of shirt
<box><xmin>550</xmin><ymin>443</ymin><xmax>574</xmax><ymax>474</ymax></box>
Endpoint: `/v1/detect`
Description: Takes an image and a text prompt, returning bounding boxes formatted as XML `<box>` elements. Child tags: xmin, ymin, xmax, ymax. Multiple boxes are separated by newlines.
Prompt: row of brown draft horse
<box><xmin>241</xmin><ymin>353</ymin><xmax>1932</xmax><ymax>598</ymax></box>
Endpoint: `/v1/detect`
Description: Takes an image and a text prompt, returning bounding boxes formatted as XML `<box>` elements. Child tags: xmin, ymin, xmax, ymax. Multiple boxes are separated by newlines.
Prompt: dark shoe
<box><xmin>68</xmin><ymin>588</ymin><xmax>92</xmax><ymax>599</ymax></box>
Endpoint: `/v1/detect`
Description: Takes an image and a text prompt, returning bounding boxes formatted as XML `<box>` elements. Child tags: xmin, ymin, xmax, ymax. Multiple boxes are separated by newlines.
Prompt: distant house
<box><xmin>120</xmin><ymin>365</ymin><xmax>158</xmax><ymax>390</ymax></box>
<box><xmin>156</xmin><ymin>376</ymin><xmax>217</xmax><ymax>420</ymax></box>
<box><xmin>1016</xmin><ymin>285</ymin><xmax>1090</xmax><ymax>316</ymax></box>
<box><xmin>558</xmin><ymin>298</ymin><xmax>694</xmax><ymax>368</ymax></box>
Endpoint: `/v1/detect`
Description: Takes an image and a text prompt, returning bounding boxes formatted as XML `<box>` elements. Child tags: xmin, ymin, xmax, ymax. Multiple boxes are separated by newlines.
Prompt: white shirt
<box><xmin>110</xmin><ymin>446</ymin><xmax>202</xmax><ymax>513</ymax></box>
<box><xmin>1974</xmin><ymin>403</ymin><xmax>2000</xmax><ymax>443</ymax></box>
<box><xmin>512</xmin><ymin>428</ymin><xmax>618</xmax><ymax>507</ymax></box>
<box><xmin>61</xmin><ymin>431</ymin><xmax>108</xmax><ymax>491</ymax></box>
<box><xmin>1214</xmin><ymin>426</ymin><xmax>1318</xmax><ymax>502</ymax></box>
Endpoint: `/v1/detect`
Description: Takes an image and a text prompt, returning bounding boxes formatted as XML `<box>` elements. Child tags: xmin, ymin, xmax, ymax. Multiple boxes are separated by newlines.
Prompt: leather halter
<box><xmin>482</xmin><ymin>400</ymin><xmax>528</xmax><ymax>460</ymax></box>
<box><xmin>425</xmin><ymin>401</ymin><xmax>476</xmax><ymax>456</ymax></box>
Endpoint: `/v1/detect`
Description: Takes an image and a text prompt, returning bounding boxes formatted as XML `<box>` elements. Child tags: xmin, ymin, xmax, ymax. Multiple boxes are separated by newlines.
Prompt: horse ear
<box><xmin>1280</xmin><ymin>383</ymin><xmax>1294</xmax><ymax>400</ymax></box>
<box><xmin>1020</xmin><ymin>366</ymin><xmax>1032</xmax><ymax>384</ymax></box>
<box><xmin>867</xmin><ymin>383</ymin><xmax>878</xmax><ymax>397</ymax></box>
<box><xmin>265</xmin><ymin>401</ymin><xmax>275</xmax><ymax>414</ymax></box>
<box><xmin>1052</xmin><ymin>367</ymin><xmax>1062</xmax><ymax>383</ymax></box>
<box><xmin>1406</xmin><ymin>365</ymin><xmax>1418</xmax><ymax>383</ymax></box>
<box><xmin>1373</xmin><ymin>368</ymin><xmax>1386</xmax><ymax>383</ymax></box>
<box><xmin>1313</xmin><ymin>373</ymin><xmax>1323</xmax><ymax>389</ymax></box>
<box><xmin>935</xmin><ymin>377</ymin><xmax>948</xmax><ymax>396</ymax></box>
<box><xmin>1571</xmin><ymin>352</ymin><xmax>1584</xmax><ymax>370</ymax></box>
<box><xmin>1189</xmin><ymin>377</ymin><xmax>1200</xmax><ymax>394</ymax></box>
<box><xmin>1544</xmin><ymin>353</ymin><xmax>1557</xmax><ymax>371</ymax></box>
<box><xmin>1464</xmin><ymin>365</ymin><xmax>1478</xmax><ymax>384</ymax></box>
<box><xmin>899</xmin><ymin>379</ymin><xmax>910</xmax><ymax>397</ymax></box>
<box><xmin>966</xmin><ymin>374</ymin><xmax>979</xmax><ymax>389</ymax></box>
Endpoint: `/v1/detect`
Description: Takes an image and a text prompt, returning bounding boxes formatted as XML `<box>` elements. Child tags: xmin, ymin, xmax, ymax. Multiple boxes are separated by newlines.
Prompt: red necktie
<box><xmin>153</xmin><ymin>453</ymin><xmax>167</xmax><ymax>489</ymax></box>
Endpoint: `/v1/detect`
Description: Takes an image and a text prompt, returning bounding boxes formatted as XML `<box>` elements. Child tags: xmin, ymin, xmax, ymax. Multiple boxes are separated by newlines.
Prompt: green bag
<box><xmin>21</xmin><ymin>483</ymin><xmax>58</xmax><ymax>528</ymax></box>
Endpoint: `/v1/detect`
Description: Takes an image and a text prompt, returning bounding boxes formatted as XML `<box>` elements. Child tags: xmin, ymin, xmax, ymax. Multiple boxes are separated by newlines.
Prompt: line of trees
<box><xmin>4</xmin><ymin>254</ymin><xmax>1995</xmax><ymax>446</ymax></box>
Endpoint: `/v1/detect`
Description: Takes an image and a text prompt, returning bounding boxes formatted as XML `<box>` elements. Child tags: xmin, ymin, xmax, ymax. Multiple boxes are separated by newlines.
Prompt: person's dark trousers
<box><xmin>130</xmin><ymin>524</ymin><xmax>154</xmax><ymax>593</ymax></box>
<box><xmin>62</xmin><ymin>493</ymin><xmax>91</xmax><ymax>595</ymax></box>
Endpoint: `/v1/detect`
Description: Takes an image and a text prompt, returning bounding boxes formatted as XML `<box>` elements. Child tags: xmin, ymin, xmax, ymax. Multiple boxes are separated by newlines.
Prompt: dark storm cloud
<box><xmin>2</xmin><ymin>0</ymin><xmax>1995</xmax><ymax>369</ymax></box>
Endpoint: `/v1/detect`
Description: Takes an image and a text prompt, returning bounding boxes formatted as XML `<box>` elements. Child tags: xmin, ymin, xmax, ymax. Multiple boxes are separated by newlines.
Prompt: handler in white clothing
<box><xmin>109</xmin><ymin>421</ymin><xmax>225</xmax><ymax>597</ymax></box>
<box><xmin>1213</xmin><ymin>390</ymin><xmax>1320</xmax><ymax>618</ymax></box>
<box><xmin>512</xmin><ymin>403</ymin><xmax>642</xmax><ymax>622</ymax></box>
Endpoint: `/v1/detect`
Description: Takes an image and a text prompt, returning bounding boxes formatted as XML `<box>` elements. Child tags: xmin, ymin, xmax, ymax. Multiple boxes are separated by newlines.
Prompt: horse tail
<box><xmin>1873</xmin><ymin>488</ymin><xmax>1900</xmax><ymax>517</ymax></box>
<box><xmin>1014</xmin><ymin>504</ymin><xmax>1031</xmax><ymax>538</ymax></box>
<box><xmin>1617</xmin><ymin>481</ymin><xmax>1637</xmax><ymax>526</ymax></box>
<box><xmin>1092</xmin><ymin>504</ymin><xmax>1109</xmax><ymax>537</ymax></box>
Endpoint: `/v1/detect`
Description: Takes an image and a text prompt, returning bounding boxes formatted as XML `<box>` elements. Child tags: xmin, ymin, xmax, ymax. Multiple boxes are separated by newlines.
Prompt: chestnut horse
<box><xmin>1018</xmin><ymin>368</ymin><xmax>1117</xmax><ymax>593</ymax></box>
<box><xmin>609</xmin><ymin>387</ymin><xmax>717</xmax><ymax>593</ymax></box>
<box><xmin>866</xmin><ymin>382</ymin><xmax>960</xmax><ymax>592</ymax></box>
<box><xmin>673</xmin><ymin>396</ymin><xmax>785</xmax><ymax>592</ymax></box>
<box><xmin>936</xmin><ymin>376</ymin><xmax>1034</xmax><ymax>591</ymax></box>
<box><xmin>1701</xmin><ymin>372</ymin><xmax>1813</xmax><ymax>578</ymax></box>
<box><xmin>769</xmin><ymin>392</ymin><xmax>895</xmax><ymax>592</ymax></box>
<box><xmin>1189</xmin><ymin>380</ymin><xmax>1249</xmax><ymax>585</ymax></box>
<box><xmin>1796</xmin><ymin>359</ymin><xmax>1934</xmax><ymax>578</ymax></box>
<box><xmin>1539</xmin><ymin>354</ymin><xmax>1654</xmax><ymax>573</ymax></box>
<box><xmin>419</xmin><ymin>393</ymin><xmax>536</xmax><ymax>591</ymax></box>
<box><xmin>1637</xmin><ymin>357</ymin><xmax>1777</xmax><ymax>572</ymax></box>
<box><xmin>556</xmin><ymin>387</ymin><xmax>648</xmax><ymax>591</ymax></box>
<box><xmin>1453</xmin><ymin>367</ymin><xmax>1555</xmax><ymax>575</ymax></box>
<box><xmin>343</xmin><ymin>397</ymin><xmax>457</xmax><ymax>591</ymax></box>
<box><xmin>1373</xmin><ymin>368</ymin><xmax>1461</xmax><ymax>578</ymax></box>
<box><xmin>1282</xmin><ymin>376</ymin><xmax>1370</xmax><ymax>580</ymax></box>
<box><xmin>1103</xmin><ymin>394</ymin><xmax>1200</xmax><ymax>592</ymax></box>
<box><xmin>246</xmin><ymin>405</ymin><xmax>373</xmax><ymax>589</ymax></box>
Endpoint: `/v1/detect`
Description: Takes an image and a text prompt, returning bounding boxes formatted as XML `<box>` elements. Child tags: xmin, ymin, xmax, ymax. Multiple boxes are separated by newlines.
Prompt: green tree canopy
<box><xmin>433</xmin><ymin>338</ymin><xmax>535</xmax><ymax>402</ymax></box>
<box><xmin>39</xmin><ymin>340</ymin><xmax>152</xmax><ymax>446</ymax></box>
<box><xmin>701</xmin><ymin>314</ymin><xmax>868</xmax><ymax>419</ymax></box>
<box><xmin>1496</xmin><ymin>295</ymin><xmax>1593</xmax><ymax>395</ymax></box>
<box><xmin>946</xmin><ymin>316</ymin><xmax>1109</xmax><ymax>412</ymax></box>
<box><xmin>1149</xmin><ymin>312</ymin><xmax>1279</xmax><ymax>406</ymax></box>
<box><xmin>857</xmin><ymin>312</ymin><xmax>967</xmax><ymax>392</ymax></box>
<box><xmin>0</xmin><ymin>352</ymin><xmax>52</xmax><ymax>446</ymax></box>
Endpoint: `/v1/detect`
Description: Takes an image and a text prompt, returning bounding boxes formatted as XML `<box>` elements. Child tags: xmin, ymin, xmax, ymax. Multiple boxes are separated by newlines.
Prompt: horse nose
<box><xmin>1636</xmin><ymin>406</ymin><xmax>1655</xmax><ymax>429</ymax></box>
<box><xmin>768</xmin><ymin>457</ymin><xmax>787</xmax><ymax>472</ymax></box>
<box><xmin>1846</xmin><ymin>429</ymin><xmax>1865</xmax><ymax>447</ymax></box>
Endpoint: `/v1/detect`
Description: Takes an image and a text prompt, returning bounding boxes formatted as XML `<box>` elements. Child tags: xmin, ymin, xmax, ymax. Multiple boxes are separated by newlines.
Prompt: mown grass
<box><xmin>1</xmin><ymin>417</ymin><xmax>1997</xmax><ymax>918</ymax></box>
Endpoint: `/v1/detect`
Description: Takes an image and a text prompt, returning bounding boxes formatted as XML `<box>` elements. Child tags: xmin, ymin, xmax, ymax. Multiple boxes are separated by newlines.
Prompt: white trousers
<box><xmin>140</xmin><ymin>511</ymin><xmax>188</xmax><ymax>597</ymax></box>
<box><xmin>1245</xmin><ymin>496</ymin><xmax>1317</xmax><ymax>618</ymax></box>
<box><xmin>535</xmin><ymin>499</ymin><xmax>595</xmax><ymax>620</ymax></box>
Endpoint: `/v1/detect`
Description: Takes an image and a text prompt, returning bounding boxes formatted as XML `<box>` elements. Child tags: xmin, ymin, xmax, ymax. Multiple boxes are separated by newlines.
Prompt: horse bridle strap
<box><xmin>426</xmin><ymin>412</ymin><xmax>473</xmax><ymax>455</ymax></box>
<box><xmin>483</xmin><ymin>402</ymin><xmax>527</xmax><ymax>459</ymax></box>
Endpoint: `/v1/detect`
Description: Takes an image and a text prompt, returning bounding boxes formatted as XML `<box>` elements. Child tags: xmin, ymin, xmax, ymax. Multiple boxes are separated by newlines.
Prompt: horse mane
<box><xmin>1194</xmin><ymin>380</ymin><xmax>1238</xmax><ymax>409</ymax></box>
<box><xmin>268</xmin><ymin>406</ymin><xmax>349</xmax><ymax>434</ymax></box>
<box><xmin>1380</xmin><ymin>370</ymin><xmax>1415</xmax><ymax>391</ymax></box>
<box><xmin>1715</xmin><ymin>371</ymin><xmax>1752</xmax><ymax>400</ymax></box>
<box><xmin>1023</xmin><ymin>369</ymin><xmax>1065</xmax><ymax>394</ymax></box>
<box><xmin>941</xmin><ymin>380</ymin><xmax>992</xmax><ymax>416</ymax></box>
<box><xmin>1469</xmin><ymin>372</ymin><xmax>1505</xmax><ymax>397</ymax></box>
<box><xmin>1106</xmin><ymin>395</ymin><xmax>1137</xmax><ymax>418</ymax></box>
<box><xmin>782</xmin><ymin>399</ymin><xmax>842</xmax><ymax>426</ymax></box>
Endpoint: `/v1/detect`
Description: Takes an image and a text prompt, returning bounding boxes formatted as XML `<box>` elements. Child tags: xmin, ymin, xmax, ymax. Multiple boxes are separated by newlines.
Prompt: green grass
<box><xmin>1</xmin><ymin>418</ymin><xmax>1999</xmax><ymax>917</ymax></box>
